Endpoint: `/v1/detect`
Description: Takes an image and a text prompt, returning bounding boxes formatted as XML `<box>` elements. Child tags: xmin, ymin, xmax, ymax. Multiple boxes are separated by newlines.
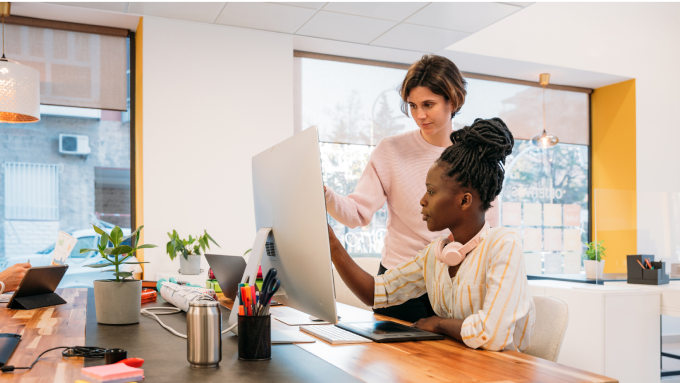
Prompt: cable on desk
<box><xmin>0</xmin><ymin>346</ymin><xmax>107</xmax><ymax>372</ymax></box>
<box><xmin>140</xmin><ymin>307</ymin><xmax>237</xmax><ymax>339</ymax></box>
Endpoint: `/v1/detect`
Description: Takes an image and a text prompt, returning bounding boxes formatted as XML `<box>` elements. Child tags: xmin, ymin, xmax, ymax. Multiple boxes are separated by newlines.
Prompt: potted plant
<box><xmin>583</xmin><ymin>240</ymin><xmax>606</xmax><ymax>279</ymax></box>
<box><xmin>166</xmin><ymin>230</ymin><xmax>220</xmax><ymax>275</ymax></box>
<box><xmin>81</xmin><ymin>224</ymin><xmax>157</xmax><ymax>325</ymax></box>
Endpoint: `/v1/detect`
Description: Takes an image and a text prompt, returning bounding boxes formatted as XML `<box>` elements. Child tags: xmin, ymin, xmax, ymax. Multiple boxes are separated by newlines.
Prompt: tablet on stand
<box><xmin>6</xmin><ymin>265</ymin><xmax>69</xmax><ymax>310</ymax></box>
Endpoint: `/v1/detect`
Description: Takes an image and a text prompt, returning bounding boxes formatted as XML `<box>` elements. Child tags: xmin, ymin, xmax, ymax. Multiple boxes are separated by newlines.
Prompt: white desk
<box><xmin>606</xmin><ymin>281</ymin><xmax>680</xmax><ymax>317</ymax></box>
<box><xmin>529</xmin><ymin>280</ymin><xmax>661</xmax><ymax>383</ymax></box>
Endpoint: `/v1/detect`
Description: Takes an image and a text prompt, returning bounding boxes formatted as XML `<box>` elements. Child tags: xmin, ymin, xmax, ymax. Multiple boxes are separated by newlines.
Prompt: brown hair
<box><xmin>399</xmin><ymin>55</ymin><xmax>467</xmax><ymax>119</ymax></box>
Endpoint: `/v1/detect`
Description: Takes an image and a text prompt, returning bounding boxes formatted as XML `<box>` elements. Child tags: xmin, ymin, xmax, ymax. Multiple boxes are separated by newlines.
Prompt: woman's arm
<box><xmin>325</xmin><ymin>148</ymin><xmax>387</xmax><ymax>229</ymax></box>
<box><xmin>413</xmin><ymin>316</ymin><xmax>465</xmax><ymax>342</ymax></box>
<box><xmin>328</xmin><ymin>225</ymin><xmax>375</xmax><ymax>306</ymax></box>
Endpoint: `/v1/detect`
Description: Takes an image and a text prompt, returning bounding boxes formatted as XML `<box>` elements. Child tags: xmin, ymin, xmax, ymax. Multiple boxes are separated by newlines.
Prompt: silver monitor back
<box><xmin>252</xmin><ymin>127</ymin><xmax>337</xmax><ymax>324</ymax></box>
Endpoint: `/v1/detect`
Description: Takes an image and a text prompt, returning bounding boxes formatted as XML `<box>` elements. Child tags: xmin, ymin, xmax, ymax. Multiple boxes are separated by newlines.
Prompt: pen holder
<box><xmin>627</xmin><ymin>255</ymin><xmax>670</xmax><ymax>285</ymax></box>
<box><xmin>238</xmin><ymin>314</ymin><xmax>271</xmax><ymax>361</ymax></box>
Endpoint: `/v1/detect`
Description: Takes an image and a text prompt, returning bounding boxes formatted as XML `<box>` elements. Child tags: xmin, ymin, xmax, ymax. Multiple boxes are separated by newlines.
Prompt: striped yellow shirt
<box><xmin>374</xmin><ymin>227</ymin><xmax>535</xmax><ymax>352</ymax></box>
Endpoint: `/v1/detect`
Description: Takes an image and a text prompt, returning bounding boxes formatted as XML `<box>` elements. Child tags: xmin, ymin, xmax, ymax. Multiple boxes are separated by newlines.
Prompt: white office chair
<box><xmin>524</xmin><ymin>295</ymin><xmax>569</xmax><ymax>362</ymax></box>
<box><xmin>333</xmin><ymin>257</ymin><xmax>381</xmax><ymax>310</ymax></box>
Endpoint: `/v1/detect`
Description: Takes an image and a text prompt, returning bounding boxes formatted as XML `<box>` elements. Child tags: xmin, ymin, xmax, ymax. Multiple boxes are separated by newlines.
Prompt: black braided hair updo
<box><xmin>437</xmin><ymin>117</ymin><xmax>514</xmax><ymax>211</ymax></box>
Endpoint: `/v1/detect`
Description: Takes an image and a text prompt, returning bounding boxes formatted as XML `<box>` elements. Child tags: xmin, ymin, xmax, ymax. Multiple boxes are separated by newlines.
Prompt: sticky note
<box><xmin>563</xmin><ymin>252</ymin><xmax>582</xmax><ymax>274</ymax></box>
<box><xmin>502</xmin><ymin>202</ymin><xmax>522</xmax><ymax>226</ymax></box>
<box><xmin>523</xmin><ymin>203</ymin><xmax>542</xmax><ymax>226</ymax></box>
<box><xmin>544</xmin><ymin>228</ymin><xmax>563</xmax><ymax>251</ymax></box>
<box><xmin>563</xmin><ymin>229</ymin><xmax>582</xmax><ymax>251</ymax></box>
<box><xmin>543</xmin><ymin>204</ymin><xmax>562</xmax><ymax>227</ymax></box>
<box><xmin>563</xmin><ymin>204</ymin><xmax>581</xmax><ymax>227</ymax></box>
<box><xmin>81</xmin><ymin>363</ymin><xmax>143</xmax><ymax>381</ymax></box>
<box><xmin>523</xmin><ymin>228</ymin><xmax>542</xmax><ymax>251</ymax></box>
<box><xmin>52</xmin><ymin>231</ymin><xmax>78</xmax><ymax>265</ymax></box>
<box><xmin>524</xmin><ymin>253</ymin><xmax>542</xmax><ymax>275</ymax></box>
<box><xmin>544</xmin><ymin>253</ymin><xmax>563</xmax><ymax>274</ymax></box>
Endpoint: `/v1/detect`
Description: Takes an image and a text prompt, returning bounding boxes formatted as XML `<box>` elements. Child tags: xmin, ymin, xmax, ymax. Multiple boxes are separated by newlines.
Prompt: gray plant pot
<box><xmin>93</xmin><ymin>279</ymin><xmax>142</xmax><ymax>325</ymax></box>
<box><xmin>180</xmin><ymin>254</ymin><xmax>202</xmax><ymax>275</ymax></box>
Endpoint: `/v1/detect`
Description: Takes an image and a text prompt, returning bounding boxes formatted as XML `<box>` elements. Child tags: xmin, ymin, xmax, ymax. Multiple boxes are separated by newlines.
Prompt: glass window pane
<box><xmin>0</xmin><ymin>38</ymin><xmax>131</xmax><ymax>288</ymax></box>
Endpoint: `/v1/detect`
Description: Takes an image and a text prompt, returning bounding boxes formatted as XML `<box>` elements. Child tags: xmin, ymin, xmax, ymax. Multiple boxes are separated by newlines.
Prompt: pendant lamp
<box><xmin>0</xmin><ymin>2</ymin><xmax>40</xmax><ymax>123</ymax></box>
<box><xmin>530</xmin><ymin>73</ymin><xmax>558</xmax><ymax>148</ymax></box>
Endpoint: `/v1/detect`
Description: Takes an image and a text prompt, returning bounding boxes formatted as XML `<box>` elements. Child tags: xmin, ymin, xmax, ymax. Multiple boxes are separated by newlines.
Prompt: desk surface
<box><xmin>0</xmin><ymin>289</ymin><xmax>618</xmax><ymax>383</ymax></box>
<box><xmin>219</xmin><ymin>296</ymin><xmax>618</xmax><ymax>383</ymax></box>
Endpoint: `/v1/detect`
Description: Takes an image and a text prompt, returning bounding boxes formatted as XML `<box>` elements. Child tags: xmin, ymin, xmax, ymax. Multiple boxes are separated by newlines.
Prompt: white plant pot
<box><xmin>180</xmin><ymin>254</ymin><xmax>202</xmax><ymax>275</ymax></box>
<box><xmin>93</xmin><ymin>279</ymin><xmax>141</xmax><ymax>324</ymax></box>
<box><xmin>584</xmin><ymin>259</ymin><xmax>605</xmax><ymax>279</ymax></box>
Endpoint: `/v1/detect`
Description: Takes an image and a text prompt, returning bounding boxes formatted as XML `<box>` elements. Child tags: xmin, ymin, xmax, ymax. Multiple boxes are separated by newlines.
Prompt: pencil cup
<box><xmin>238</xmin><ymin>315</ymin><xmax>271</xmax><ymax>361</ymax></box>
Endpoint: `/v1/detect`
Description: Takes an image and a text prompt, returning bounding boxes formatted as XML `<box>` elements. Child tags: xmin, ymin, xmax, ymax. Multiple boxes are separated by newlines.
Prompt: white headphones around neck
<box><xmin>437</xmin><ymin>222</ymin><xmax>490</xmax><ymax>267</ymax></box>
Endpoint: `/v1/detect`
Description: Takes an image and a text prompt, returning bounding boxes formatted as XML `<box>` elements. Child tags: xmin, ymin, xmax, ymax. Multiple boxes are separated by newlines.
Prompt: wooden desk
<box><xmin>0</xmin><ymin>289</ymin><xmax>619</xmax><ymax>383</ymax></box>
<box><xmin>0</xmin><ymin>288</ymin><xmax>87</xmax><ymax>383</ymax></box>
<box><xmin>219</xmin><ymin>295</ymin><xmax>617</xmax><ymax>383</ymax></box>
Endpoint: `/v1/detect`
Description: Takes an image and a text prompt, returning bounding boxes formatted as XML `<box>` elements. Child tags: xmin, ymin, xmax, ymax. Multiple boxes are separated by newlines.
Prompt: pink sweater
<box><xmin>325</xmin><ymin>130</ymin><xmax>449</xmax><ymax>269</ymax></box>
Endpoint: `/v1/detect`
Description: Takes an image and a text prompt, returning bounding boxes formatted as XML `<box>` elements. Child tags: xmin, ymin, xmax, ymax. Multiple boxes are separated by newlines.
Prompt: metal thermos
<box><xmin>187</xmin><ymin>300</ymin><xmax>222</xmax><ymax>368</ymax></box>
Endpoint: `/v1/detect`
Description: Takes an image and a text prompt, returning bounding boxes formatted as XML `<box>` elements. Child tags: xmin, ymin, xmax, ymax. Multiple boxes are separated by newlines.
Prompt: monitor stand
<box><xmin>227</xmin><ymin>227</ymin><xmax>316</xmax><ymax>344</ymax></box>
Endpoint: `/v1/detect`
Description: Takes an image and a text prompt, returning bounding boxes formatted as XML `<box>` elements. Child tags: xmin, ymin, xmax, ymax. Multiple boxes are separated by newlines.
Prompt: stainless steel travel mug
<box><xmin>187</xmin><ymin>300</ymin><xmax>222</xmax><ymax>368</ymax></box>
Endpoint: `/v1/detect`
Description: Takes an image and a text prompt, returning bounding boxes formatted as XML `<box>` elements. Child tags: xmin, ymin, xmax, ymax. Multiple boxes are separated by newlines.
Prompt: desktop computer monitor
<box><xmin>228</xmin><ymin>126</ymin><xmax>338</xmax><ymax>332</ymax></box>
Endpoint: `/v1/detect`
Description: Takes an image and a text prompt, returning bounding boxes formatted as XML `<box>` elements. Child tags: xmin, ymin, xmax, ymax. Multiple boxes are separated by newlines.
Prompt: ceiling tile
<box><xmin>297</xmin><ymin>11</ymin><xmax>396</xmax><ymax>44</ymax></box>
<box><xmin>405</xmin><ymin>2</ymin><xmax>521</xmax><ymax>33</ymax></box>
<box><xmin>322</xmin><ymin>2</ymin><xmax>427</xmax><ymax>22</ymax></box>
<box><xmin>274</xmin><ymin>2</ymin><xmax>326</xmax><ymax>10</ymax></box>
<box><xmin>371</xmin><ymin>23</ymin><xmax>468</xmax><ymax>53</ymax></box>
<box><xmin>127</xmin><ymin>2</ymin><xmax>227</xmax><ymax>24</ymax></box>
<box><xmin>216</xmin><ymin>3</ymin><xmax>314</xmax><ymax>34</ymax></box>
<box><xmin>50</xmin><ymin>2</ymin><xmax>126</xmax><ymax>13</ymax></box>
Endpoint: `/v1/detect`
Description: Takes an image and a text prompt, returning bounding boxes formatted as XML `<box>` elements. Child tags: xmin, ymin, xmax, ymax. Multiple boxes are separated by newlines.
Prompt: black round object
<box><xmin>104</xmin><ymin>348</ymin><xmax>127</xmax><ymax>365</ymax></box>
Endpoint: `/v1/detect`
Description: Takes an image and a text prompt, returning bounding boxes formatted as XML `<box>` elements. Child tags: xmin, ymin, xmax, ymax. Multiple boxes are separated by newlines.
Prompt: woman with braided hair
<box><xmin>325</xmin><ymin>54</ymin><xmax>469</xmax><ymax>322</ymax></box>
<box><xmin>328</xmin><ymin>118</ymin><xmax>535</xmax><ymax>352</ymax></box>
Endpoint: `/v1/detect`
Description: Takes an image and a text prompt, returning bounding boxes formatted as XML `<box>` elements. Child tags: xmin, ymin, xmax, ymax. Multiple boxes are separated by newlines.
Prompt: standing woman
<box><xmin>325</xmin><ymin>55</ymin><xmax>467</xmax><ymax>322</ymax></box>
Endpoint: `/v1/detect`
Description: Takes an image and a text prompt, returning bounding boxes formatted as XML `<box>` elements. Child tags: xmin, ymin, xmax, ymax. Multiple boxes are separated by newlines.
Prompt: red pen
<box><xmin>645</xmin><ymin>258</ymin><xmax>653</xmax><ymax>270</ymax></box>
<box><xmin>637</xmin><ymin>259</ymin><xmax>646</xmax><ymax>269</ymax></box>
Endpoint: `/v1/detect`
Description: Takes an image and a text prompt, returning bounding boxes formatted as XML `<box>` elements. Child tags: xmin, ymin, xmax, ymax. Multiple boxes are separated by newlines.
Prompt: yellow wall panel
<box><xmin>591</xmin><ymin>79</ymin><xmax>636</xmax><ymax>272</ymax></box>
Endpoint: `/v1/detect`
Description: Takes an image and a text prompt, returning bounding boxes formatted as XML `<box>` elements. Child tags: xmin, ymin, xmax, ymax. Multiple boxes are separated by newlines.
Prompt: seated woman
<box><xmin>329</xmin><ymin>117</ymin><xmax>535</xmax><ymax>351</ymax></box>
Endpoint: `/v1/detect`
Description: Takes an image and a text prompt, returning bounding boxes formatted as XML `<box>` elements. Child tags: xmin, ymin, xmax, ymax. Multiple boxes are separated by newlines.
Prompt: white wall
<box><xmin>447</xmin><ymin>1</ymin><xmax>680</xmax><ymax>334</ymax></box>
<box><xmin>141</xmin><ymin>17</ymin><xmax>294</xmax><ymax>278</ymax></box>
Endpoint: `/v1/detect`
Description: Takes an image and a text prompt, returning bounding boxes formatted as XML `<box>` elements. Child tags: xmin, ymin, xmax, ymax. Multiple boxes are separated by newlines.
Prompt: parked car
<box><xmin>0</xmin><ymin>228</ymin><xmax>142</xmax><ymax>288</ymax></box>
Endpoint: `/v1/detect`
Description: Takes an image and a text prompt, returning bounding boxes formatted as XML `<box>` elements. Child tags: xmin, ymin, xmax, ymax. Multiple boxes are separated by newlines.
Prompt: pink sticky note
<box><xmin>563</xmin><ymin>204</ymin><xmax>581</xmax><ymax>227</ymax></box>
<box><xmin>523</xmin><ymin>228</ymin><xmax>543</xmax><ymax>251</ymax></box>
<box><xmin>502</xmin><ymin>202</ymin><xmax>522</xmax><ymax>226</ymax></box>
<box><xmin>81</xmin><ymin>364</ymin><xmax>143</xmax><ymax>381</ymax></box>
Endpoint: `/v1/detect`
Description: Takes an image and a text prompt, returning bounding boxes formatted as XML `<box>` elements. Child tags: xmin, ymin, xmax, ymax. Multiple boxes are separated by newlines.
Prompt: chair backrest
<box><xmin>524</xmin><ymin>295</ymin><xmax>569</xmax><ymax>362</ymax></box>
<box><xmin>333</xmin><ymin>257</ymin><xmax>381</xmax><ymax>310</ymax></box>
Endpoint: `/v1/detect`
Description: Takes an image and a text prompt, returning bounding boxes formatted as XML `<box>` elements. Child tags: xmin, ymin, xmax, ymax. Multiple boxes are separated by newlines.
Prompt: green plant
<box><xmin>584</xmin><ymin>240</ymin><xmax>606</xmax><ymax>262</ymax></box>
<box><xmin>80</xmin><ymin>225</ymin><xmax>158</xmax><ymax>282</ymax></box>
<box><xmin>166</xmin><ymin>230</ymin><xmax>220</xmax><ymax>261</ymax></box>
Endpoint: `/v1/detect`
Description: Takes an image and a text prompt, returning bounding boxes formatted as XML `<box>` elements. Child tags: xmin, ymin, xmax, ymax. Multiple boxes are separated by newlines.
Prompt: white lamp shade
<box><xmin>0</xmin><ymin>60</ymin><xmax>40</xmax><ymax>123</ymax></box>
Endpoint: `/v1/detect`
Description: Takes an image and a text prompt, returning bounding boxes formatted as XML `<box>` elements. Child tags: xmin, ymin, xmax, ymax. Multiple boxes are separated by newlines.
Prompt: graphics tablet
<box><xmin>336</xmin><ymin>321</ymin><xmax>445</xmax><ymax>343</ymax></box>
<box><xmin>6</xmin><ymin>265</ymin><xmax>68</xmax><ymax>310</ymax></box>
<box><xmin>205</xmin><ymin>254</ymin><xmax>247</xmax><ymax>299</ymax></box>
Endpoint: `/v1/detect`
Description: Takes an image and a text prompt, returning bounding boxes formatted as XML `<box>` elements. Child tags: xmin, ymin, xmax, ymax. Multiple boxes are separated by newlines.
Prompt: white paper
<box><xmin>563</xmin><ymin>204</ymin><xmax>582</xmax><ymax>227</ymax></box>
<box><xmin>563</xmin><ymin>251</ymin><xmax>582</xmax><ymax>274</ymax></box>
<box><xmin>523</xmin><ymin>253</ymin><xmax>543</xmax><ymax>275</ymax></box>
<box><xmin>502</xmin><ymin>202</ymin><xmax>522</xmax><ymax>226</ymax></box>
<box><xmin>544</xmin><ymin>253</ymin><xmax>563</xmax><ymax>274</ymax></box>
<box><xmin>563</xmin><ymin>229</ymin><xmax>582</xmax><ymax>251</ymax></box>
<box><xmin>51</xmin><ymin>231</ymin><xmax>78</xmax><ymax>266</ymax></box>
<box><xmin>523</xmin><ymin>228</ymin><xmax>542</xmax><ymax>251</ymax></box>
<box><xmin>544</xmin><ymin>229</ymin><xmax>563</xmax><ymax>251</ymax></box>
<box><xmin>523</xmin><ymin>203</ymin><xmax>542</xmax><ymax>226</ymax></box>
<box><xmin>543</xmin><ymin>204</ymin><xmax>562</xmax><ymax>227</ymax></box>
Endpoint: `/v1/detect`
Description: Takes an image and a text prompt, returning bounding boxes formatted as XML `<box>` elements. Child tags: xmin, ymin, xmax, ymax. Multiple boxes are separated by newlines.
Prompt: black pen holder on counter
<box><xmin>238</xmin><ymin>315</ymin><xmax>271</xmax><ymax>361</ymax></box>
<box><xmin>627</xmin><ymin>255</ymin><xmax>669</xmax><ymax>285</ymax></box>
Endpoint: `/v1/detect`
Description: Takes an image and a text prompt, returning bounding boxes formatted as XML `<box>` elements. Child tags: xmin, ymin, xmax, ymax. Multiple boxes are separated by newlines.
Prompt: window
<box><xmin>0</xmin><ymin>25</ymin><xmax>131</xmax><ymax>288</ymax></box>
<box><xmin>298</xmin><ymin>53</ymin><xmax>590</xmax><ymax>274</ymax></box>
